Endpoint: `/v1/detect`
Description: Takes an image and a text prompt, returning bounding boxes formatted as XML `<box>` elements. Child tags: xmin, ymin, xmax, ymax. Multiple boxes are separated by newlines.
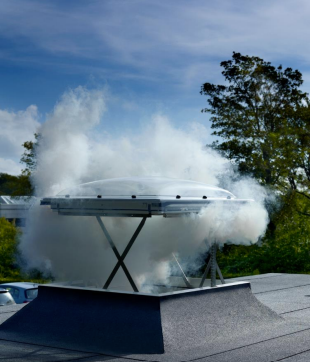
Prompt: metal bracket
<box><xmin>96</xmin><ymin>216</ymin><xmax>147</xmax><ymax>292</ymax></box>
<box><xmin>199</xmin><ymin>243</ymin><xmax>225</xmax><ymax>288</ymax></box>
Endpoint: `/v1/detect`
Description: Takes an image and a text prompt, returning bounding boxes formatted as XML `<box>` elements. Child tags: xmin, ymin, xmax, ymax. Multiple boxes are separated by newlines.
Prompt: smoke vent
<box><xmin>40</xmin><ymin>177</ymin><xmax>254</xmax><ymax>292</ymax></box>
<box><xmin>0</xmin><ymin>176</ymin><xmax>270</xmax><ymax>356</ymax></box>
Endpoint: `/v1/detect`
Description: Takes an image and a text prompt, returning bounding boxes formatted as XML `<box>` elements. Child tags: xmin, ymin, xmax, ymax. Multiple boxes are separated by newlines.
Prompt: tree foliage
<box><xmin>20</xmin><ymin>133</ymin><xmax>40</xmax><ymax>176</ymax></box>
<box><xmin>0</xmin><ymin>173</ymin><xmax>32</xmax><ymax>196</ymax></box>
<box><xmin>201</xmin><ymin>52</ymin><xmax>310</xmax><ymax>276</ymax></box>
<box><xmin>14</xmin><ymin>132</ymin><xmax>41</xmax><ymax>196</ymax></box>
<box><xmin>201</xmin><ymin>52</ymin><xmax>310</xmax><ymax>195</ymax></box>
<box><xmin>0</xmin><ymin>134</ymin><xmax>40</xmax><ymax>196</ymax></box>
<box><xmin>0</xmin><ymin>217</ymin><xmax>20</xmax><ymax>278</ymax></box>
<box><xmin>218</xmin><ymin>195</ymin><xmax>310</xmax><ymax>276</ymax></box>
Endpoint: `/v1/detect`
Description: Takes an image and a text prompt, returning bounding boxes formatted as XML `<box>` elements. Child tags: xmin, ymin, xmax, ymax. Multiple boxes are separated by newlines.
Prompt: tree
<box><xmin>217</xmin><ymin>194</ymin><xmax>310</xmax><ymax>276</ymax></box>
<box><xmin>0</xmin><ymin>173</ymin><xmax>32</xmax><ymax>196</ymax></box>
<box><xmin>200</xmin><ymin>52</ymin><xmax>310</xmax><ymax>277</ymax></box>
<box><xmin>0</xmin><ymin>134</ymin><xmax>40</xmax><ymax>196</ymax></box>
<box><xmin>0</xmin><ymin>217</ymin><xmax>20</xmax><ymax>278</ymax></box>
<box><xmin>0</xmin><ymin>174</ymin><xmax>19</xmax><ymax>195</ymax></box>
<box><xmin>200</xmin><ymin>52</ymin><xmax>310</xmax><ymax>194</ymax></box>
<box><xmin>17</xmin><ymin>133</ymin><xmax>40</xmax><ymax>196</ymax></box>
<box><xmin>20</xmin><ymin>133</ymin><xmax>40</xmax><ymax>176</ymax></box>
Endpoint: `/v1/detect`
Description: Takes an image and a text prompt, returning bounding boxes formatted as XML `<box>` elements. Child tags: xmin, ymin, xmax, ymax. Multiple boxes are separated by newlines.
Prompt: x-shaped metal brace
<box><xmin>96</xmin><ymin>216</ymin><xmax>147</xmax><ymax>292</ymax></box>
<box><xmin>97</xmin><ymin>216</ymin><xmax>224</xmax><ymax>292</ymax></box>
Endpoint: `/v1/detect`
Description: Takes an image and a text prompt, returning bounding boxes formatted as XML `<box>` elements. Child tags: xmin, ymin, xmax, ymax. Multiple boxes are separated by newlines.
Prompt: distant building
<box><xmin>0</xmin><ymin>196</ymin><xmax>36</xmax><ymax>227</ymax></box>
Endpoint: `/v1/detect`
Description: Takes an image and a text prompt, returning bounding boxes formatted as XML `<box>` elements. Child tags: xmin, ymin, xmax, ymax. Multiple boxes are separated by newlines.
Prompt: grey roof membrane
<box><xmin>1</xmin><ymin>273</ymin><xmax>310</xmax><ymax>361</ymax></box>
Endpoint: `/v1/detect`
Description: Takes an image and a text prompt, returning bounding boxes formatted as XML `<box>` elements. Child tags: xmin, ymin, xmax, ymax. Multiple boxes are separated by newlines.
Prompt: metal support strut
<box><xmin>172</xmin><ymin>253</ymin><xmax>193</xmax><ymax>288</ymax></box>
<box><xmin>96</xmin><ymin>216</ymin><xmax>147</xmax><ymax>292</ymax></box>
<box><xmin>199</xmin><ymin>243</ymin><xmax>225</xmax><ymax>288</ymax></box>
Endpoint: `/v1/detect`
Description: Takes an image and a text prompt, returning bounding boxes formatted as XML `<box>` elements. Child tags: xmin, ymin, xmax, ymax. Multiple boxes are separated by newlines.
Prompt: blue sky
<box><xmin>1</xmin><ymin>0</ymin><xmax>310</xmax><ymax>174</ymax></box>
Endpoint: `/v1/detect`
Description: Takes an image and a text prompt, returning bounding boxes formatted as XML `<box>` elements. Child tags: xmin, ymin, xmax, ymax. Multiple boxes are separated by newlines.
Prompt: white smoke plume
<box><xmin>20</xmin><ymin>86</ymin><xmax>269</xmax><ymax>292</ymax></box>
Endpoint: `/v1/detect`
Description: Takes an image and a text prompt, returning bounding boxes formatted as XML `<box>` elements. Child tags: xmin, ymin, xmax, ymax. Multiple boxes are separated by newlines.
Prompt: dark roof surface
<box><xmin>1</xmin><ymin>273</ymin><xmax>310</xmax><ymax>361</ymax></box>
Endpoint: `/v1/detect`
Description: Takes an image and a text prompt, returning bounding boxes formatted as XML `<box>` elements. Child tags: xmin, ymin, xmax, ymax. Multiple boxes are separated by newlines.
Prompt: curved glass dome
<box><xmin>57</xmin><ymin>177</ymin><xmax>235</xmax><ymax>199</ymax></box>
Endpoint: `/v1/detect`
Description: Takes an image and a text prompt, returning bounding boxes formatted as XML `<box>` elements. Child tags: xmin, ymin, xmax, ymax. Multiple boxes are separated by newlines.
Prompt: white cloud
<box><xmin>0</xmin><ymin>105</ymin><xmax>40</xmax><ymax>175</ymax></box>
<box><xmin>0</xmin><ymin>158</ymin><xmax>23</xmax><ymax>175</ymax></box>
<box><xmin>1</xmin><ymin>0</ymin><xmax>310</xmax><ymax>91</ymax></box>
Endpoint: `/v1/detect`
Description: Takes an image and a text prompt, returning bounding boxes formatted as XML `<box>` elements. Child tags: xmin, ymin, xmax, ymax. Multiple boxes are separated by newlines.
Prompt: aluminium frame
<box><xmin>96</xmin><ymin>215</ymin><xmax>224</xmax><ymax>292</ymax></box>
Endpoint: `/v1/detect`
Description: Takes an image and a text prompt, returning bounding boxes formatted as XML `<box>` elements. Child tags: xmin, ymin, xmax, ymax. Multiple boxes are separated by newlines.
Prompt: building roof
<box><xmin>1</xmin><ymin>273</ymin><xmax>310</xmax><ymax>361</ymax></box>
<box><xmin>0</xmin><ymin>196</ymin><xmax>36</xmax><ymax>219</ymax></box>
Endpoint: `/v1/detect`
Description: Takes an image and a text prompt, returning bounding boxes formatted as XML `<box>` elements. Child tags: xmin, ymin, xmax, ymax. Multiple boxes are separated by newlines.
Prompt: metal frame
<box><xmin>40</xmin><ymin>190</ymin><xmax>249</xmax><ymax>291</ymax></box>
<box><xmin>172</xmin><ymin>254</ymin><xmax>193</xmax><ymax>288</ymax></box>
<box><xmin>96</xmin><ymin>215</ymin><xmax>224</xmax><ymax>292</ymax></box>
<box><xmin>40</xmin><ymin>180</ymin><xmax>251</xmax><ymax>291</ymax></box>
<box><xmin>96</xmin><ymin>216</ymin><xmax>148</xmax><ymax>292</ymax></box>
<box><xmin>42</xmin><ymin>196</ymin><xmax>252</xmax><ymax>218</ymax></box>
<box><xmin>199</xmin><ymin>243</ymin><xmax>225</xmax><ymax>287</ymax></box>
<box><xmin>172</xmin><ymin>246</ymin><xmax>225</xmax><ymax>289</ymax></box>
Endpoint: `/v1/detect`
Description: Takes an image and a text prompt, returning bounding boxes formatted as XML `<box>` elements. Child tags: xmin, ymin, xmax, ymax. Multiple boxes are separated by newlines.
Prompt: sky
<box><xmin>1</xmin><ymin>0</ymin><xmax>310</xmax><ymax>175</ymax></box>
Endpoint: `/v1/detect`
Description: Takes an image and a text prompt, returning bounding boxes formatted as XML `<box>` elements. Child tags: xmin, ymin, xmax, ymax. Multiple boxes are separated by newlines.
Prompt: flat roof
<box><xmin>1</xmin><ymin>273</ymin><xmax>310</xmax><ymax>361</ymax></box>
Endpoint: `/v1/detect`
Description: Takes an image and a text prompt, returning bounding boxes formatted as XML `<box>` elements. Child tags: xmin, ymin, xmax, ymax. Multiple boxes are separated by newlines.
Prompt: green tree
<box><xmin>200</xmin><ymin>52</ymin><xmax>310</xmax><ymax>193</ymax></box>
<box><xmin>0</xmin><ymin>173</ymin><xmax>32</xmax><ymax>196</ymax></box>
<box><xmin>201</xmin><ymin>52</ymin><xmax>310</xmax><ymax>276</ymax></box>
<box><xmin>0</xmin><ymin>173</ymin><xmax>18</xmax><ymax>195</ymax></box>
<box><xmin>0</xmin><ymin>134</ymin><xmax>40</xmax><ymax>196</ymax></box>
<box><xmin>0</xmin><ymin>217</ymin><xmax>20</xmax><ymax>278</ymax></box>
<box><xmin>20</xmin><ymin>133</ymin><xmax>40</xmax><ymax>176</ymax></box>
<box><xmin>16</xmin><ymin>132</ymin><xmax>40</xmax><ymax>196</ymax></box>
<box><xmin>218</xmin><ymin>195</ymin><xmax>310</xmax><ymax>276</ymax></box>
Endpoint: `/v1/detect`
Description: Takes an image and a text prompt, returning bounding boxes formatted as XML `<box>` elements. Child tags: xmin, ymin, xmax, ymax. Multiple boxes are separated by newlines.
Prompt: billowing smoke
<box><xmin>20</xmin><ymin>86</ymin><xmax>269</xmax><ymax>292</ymax></box>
